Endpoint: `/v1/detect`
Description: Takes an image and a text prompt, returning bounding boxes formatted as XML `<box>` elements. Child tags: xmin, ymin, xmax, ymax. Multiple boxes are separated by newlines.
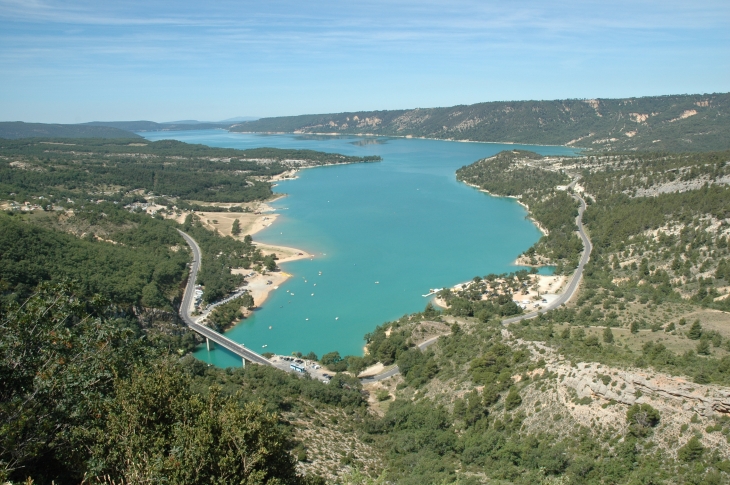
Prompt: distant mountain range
<box><xmin>3</xmin><ymin>94</ymin><xmax>728</xmax><ymax>152</ymax></box>
<box><xmin>84</xmin><ymin>120</ymin><xmax>232</xmax><ymax>132</ymax></box>
<box><xmin>229</xmin><ymin>93</ymin><xmax>730</xmax><ymax>152</ymax></box>
<box><xmin>0</xmin><ymin>122</ymin><xmax>142</xmax><ymax>140</ymax></box>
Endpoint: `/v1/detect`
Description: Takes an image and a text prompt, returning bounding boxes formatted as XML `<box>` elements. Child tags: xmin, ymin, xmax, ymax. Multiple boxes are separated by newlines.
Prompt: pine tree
<box><xmin>603</xmin><ymin>326</ymin><xmax>614</xmax><ymax>343</ymax></box>
<box><xmin>231</xmin><ymin>218</ymin><xmax>241</xmax><ymax>236</ymax></box>
<box><xmin>688</xmin><ymin>320</ymin><xmax>703</xmax><ymax>340</ymax></box>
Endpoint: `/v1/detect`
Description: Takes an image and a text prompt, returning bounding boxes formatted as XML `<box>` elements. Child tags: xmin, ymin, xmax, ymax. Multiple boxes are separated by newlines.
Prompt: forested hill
<box><xmin>0</xmin><ymin>138</ymin><xmax>381</xmax><ymax>203</ymax></box>
<box><xmin>229</xmin><ymin>92</ymin><xmax>730</xmax><ymax>152</ymax></box>
<box><xmin>0</xmin><ymin>121</ymin><xmax>142</xmax><ymax>139</ymax></box>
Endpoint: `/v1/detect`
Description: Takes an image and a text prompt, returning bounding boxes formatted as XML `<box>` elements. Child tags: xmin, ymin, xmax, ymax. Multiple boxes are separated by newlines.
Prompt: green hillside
<box><xmin>230</xmin><ymin>92</ymin><xmax>730</xmax><ymax>152</ymax></box>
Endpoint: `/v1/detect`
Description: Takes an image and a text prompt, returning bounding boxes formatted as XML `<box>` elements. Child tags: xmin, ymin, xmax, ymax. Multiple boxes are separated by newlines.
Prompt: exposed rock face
<box><xmin>557</xmin><ymin>362</ymin><xmax>730</xmax><ymax>416</ymax></box>
<box><xmin>509</xmin><ymin>331</ymin><xmax>730</xmax><ymax>417</ymax></box>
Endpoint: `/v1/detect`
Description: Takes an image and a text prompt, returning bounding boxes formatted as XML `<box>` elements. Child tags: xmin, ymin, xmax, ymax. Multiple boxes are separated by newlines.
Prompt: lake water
<box><xmin>140</xmin><ymin>130</ymin><xmax>576</xmax><ymax>367</ymax></box>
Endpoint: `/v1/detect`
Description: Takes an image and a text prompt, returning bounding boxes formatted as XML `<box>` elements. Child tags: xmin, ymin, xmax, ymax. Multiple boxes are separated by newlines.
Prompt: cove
<box><xmin>140</xmin><ymin>130</ymin><xmax>577</xmax><ymax>367</ymax></box>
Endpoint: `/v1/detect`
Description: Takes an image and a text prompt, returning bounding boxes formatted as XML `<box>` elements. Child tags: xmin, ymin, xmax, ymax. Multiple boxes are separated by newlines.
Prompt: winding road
<box><xmin>177</xmin><ymin>229</ymin><xmax>272</xmax><ymax>367</ymax></box>
<box><xmin>363</xmin><ymin>177</ymin><xmax>592</xmax><ymax>382</ymax></box>
<box><xmin>503</xmin><ymin>180</ymin><xmax>592</xmax><ymax>324</ymax></box>
<box><xmin>177</xmin><ymin>176</ymin><xmax>590</xmax><ymax>378</ymax></box>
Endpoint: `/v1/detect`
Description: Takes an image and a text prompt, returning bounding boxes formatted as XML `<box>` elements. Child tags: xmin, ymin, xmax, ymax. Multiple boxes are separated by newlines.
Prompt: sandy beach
<box><xmin>165</xmin><ymin>193</ymin><xmax>312</xmax><ymax>322</ymax></box>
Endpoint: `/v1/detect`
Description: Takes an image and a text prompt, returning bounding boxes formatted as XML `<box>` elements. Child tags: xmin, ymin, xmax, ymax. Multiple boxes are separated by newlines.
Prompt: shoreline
<box><xmin>432</xmin><ymin>273</ymin><xmax>567</xmax><ymax>311</ymax></box>
<box><xmin>229</xmin><ymin>130</ymin><xmax>580</xmax><ymax>150</ymax></box>
<box><xmin>460</xmin><ymin>181</ymin><xmax>550</xmax><ymax>267</ymax></box>
<box><xmin>176</xmin><ymin>189</ymin><xmax>313</xmax><ymax>329</ymax></box>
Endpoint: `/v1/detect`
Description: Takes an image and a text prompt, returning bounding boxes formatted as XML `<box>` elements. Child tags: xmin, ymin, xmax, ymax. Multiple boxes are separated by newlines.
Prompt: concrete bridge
<box><xmin>177</xmin><ymin>229</ymin><xmax>272</xmax><ymax>367</ymax></box>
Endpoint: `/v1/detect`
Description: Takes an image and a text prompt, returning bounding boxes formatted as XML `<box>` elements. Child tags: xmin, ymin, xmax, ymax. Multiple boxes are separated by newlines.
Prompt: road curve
<box><xmin>360</xmin><ymin>335</ymin><xmax>441</xmax><ymax>383</ymax></box>
<box><xmin>502</xmin><ymin>184</ymin><xmax>592</xmax><ymax>325</ymax></box>
<box><xmin>362</xmin><ymin>179</ymin><xmax>593</xmax><ymax>381</ymax></box>
<box><xmin>177</xmin><ymin>229</ymin><xmax>272</xmax><ymax>367</ymax></box>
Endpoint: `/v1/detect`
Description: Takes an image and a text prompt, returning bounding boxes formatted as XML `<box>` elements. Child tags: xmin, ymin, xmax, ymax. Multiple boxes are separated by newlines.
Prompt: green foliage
<box><xmin>0</xmin><ymin>137</ymin><xmax>380</xmax><ymax>204</ymax></box>
<box><xmin>232</xmin><ymin>93</ymin><xmax>730</xmax><ymax>152</ymax></box>
<box><xmin>183</xmin><ymin>216</ymin><xmax>265</xmax><ymax>303</ymax></box>
<box><xmin>0</xmin><ymin>284</ymin><xmax>143</xmax><ymax>482</ymax></box>
<box><xmin>688</xmin><ymin>320</ymin><xmax>703</xmax><ymax>340</ymax></box>
<box><xmin>206</xmin><ymin>295</ymin><xmax>251</xmax><ymax>331</ymax></box>
<box><xmin>231</xmin><ymin>217</ymin><xmax>241</xmax><ymax>236</ymax></box>
<box><xmin>456</xmin><ymin>150</ymin><xmax>568</xmax><ymax>196</ymax></box>
<box><xmin>602</xmin><ymin>326</ymin><xmax>614</xmax><ymax>343</ymax></box>
<box><xmin>0</xmin><ymin>211</ymin><xmax>188</xmax><ymax>307</ymax></box>
<box><xmin>677</xmin><ymin>436</ymin><xmax>705</xmax><ymax>462</ymax></box>
<box><xmin>626</xmin><ymin>404</ymin><xmax>660</xmax><ymax>437</ymax></box>
<box><xmin>504</xmin><ymin>388</ymin><xmax>523</xmax><ymax>410</ymax></box>
<box><xmin>455</xmin><ymin>152</ymin><xmax>581</xmax><ymax>270</ymax></box>
<box><xmin>91</xmin><ymin>361</ymin><xmax>301</xmax><ymax>484</ymax></box>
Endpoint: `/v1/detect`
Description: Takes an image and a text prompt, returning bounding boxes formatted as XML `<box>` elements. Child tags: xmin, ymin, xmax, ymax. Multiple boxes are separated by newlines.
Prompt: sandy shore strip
<box><xmin>231</xmin><ymin>269</ymin><xmax>293</xmax><ymax>311</ymax></box>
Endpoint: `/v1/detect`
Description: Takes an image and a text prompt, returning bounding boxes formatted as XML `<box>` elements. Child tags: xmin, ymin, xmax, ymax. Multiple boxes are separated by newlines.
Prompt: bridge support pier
<box><xmin>206</xmin><ymin>337</ymin><xmax>211</xmax><ymax>351</ymax></box>
<box><xmin>242</xmin><ymin>357</ymin><xmax>246</xmax><ymax>368</ymax></box>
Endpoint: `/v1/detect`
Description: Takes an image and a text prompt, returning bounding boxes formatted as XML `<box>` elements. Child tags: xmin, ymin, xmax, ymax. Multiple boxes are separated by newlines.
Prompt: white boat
<box><xmin>262</xmin><ymin>344</ymin><xmax>268</xmax><ymax>348</ymax></box>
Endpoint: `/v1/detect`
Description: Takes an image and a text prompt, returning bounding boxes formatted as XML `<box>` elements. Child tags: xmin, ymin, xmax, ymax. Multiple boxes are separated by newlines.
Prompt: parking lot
<box><xmin>269</xmin><ymin>355</ymin><xmax>334</xmax><ymax>383</ymax></box>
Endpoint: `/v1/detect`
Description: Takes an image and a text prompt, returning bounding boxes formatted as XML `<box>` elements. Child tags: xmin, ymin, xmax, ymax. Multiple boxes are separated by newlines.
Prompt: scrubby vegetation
<box><xmin>4</xmin><ymin>132</ymin><xmax>730</xmax><ymax>483</ymax></box>
<box><xmin>0</xmin><ymin>138</ymin><xmax>380</xmax><ymax>204</ymax></box>
<box><xmin>231</xmin><ymin>92</ymin><xmax>730</xmax><ymax>152</ymax></box>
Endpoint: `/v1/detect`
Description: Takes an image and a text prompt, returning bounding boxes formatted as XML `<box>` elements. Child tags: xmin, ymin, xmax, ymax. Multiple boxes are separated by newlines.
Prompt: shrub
<box><xmin>688</xmin><ymin>320</ymin><xmax>703</xmax><ymax>340</ymax></box>
<box><xmin>678</xmin><ymin>436</ymin><xmax>704</xmax><ymax>462</ymax></box>
<box><xmin>505</xmin><ymin>388</ymin><xmax>522</xmax><ymax>410</ymax></box>
<box><xmin>626</xmin><ymin>403</ymin><xmax>660</xmax><ymax>436</ymax></box>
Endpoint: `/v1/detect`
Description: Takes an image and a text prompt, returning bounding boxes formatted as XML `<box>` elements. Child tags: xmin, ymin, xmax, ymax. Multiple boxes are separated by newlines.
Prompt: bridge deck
<box><xmin>177</xmin><ymin>229</ymin><xmax>272</xmax><ymax>367</ymax></box>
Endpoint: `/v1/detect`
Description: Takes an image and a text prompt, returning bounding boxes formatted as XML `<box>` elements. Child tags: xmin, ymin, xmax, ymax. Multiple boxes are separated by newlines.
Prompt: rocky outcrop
<box><xmin>554</xmin><ymin>361</ymin><xmax>730</xmax><ymax>416</ymax></box>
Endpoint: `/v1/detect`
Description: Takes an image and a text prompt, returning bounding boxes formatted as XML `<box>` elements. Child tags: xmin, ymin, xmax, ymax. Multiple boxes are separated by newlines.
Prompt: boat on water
<box><xmin>262</xmin><ymin>344</ymin><xmax>268</xmax><ymax>348</ymax></box>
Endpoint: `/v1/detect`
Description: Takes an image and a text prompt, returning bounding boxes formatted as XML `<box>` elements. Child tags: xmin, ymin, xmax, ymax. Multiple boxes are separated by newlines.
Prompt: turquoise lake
<box><xmin>140</xmin><ymin>130</ymin><xmax>577</xmax><ymax>367</ymax></box>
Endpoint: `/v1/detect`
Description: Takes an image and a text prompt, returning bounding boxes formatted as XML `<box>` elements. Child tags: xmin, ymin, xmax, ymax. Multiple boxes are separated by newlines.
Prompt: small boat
<box><xmin>335</xmin><ymin>317</ymin><xmax>339</xmax><ymax>320</ymax></box>
<box><xmin>269</xmin><ymin>326</ymin><xmax>272</xmax><ymax>329</ymax></box>
<box><xmin>262</xmin><ymin>344</ymin><xmax>268</xmax><ymax>348</ymax></box>
<box><xmin>311</xmin><ymin>293</ymin><xmax>314</xmax><ymax>296</ymax></box>
<box><xmin>374</xmin><ymin>281</ymin><xmax>379</xmax><ymax>284</ymax></box>
<box><xmin>305</xmin><ymin>318</ymin><xmax>309</xmax><ymax>321</ymax></box>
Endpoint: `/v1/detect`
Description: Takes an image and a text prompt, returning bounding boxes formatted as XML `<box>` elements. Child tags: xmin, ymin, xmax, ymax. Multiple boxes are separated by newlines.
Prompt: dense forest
<box><xmin>230</xmin><ymin>92</ymin><xmax>730</xmax><ymax>152</ymax></box>
<box><xmin>0</xmin><ymin>138</ymin><xmax>380</xmax><ymax>204</ymax></box>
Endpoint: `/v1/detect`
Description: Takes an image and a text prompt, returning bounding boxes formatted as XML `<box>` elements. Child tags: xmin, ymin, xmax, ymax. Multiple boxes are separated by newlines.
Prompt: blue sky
<box><xmin>1</xmin><ymin>0</ymin><xmax>728</xmax><ymax>123</ymax></box>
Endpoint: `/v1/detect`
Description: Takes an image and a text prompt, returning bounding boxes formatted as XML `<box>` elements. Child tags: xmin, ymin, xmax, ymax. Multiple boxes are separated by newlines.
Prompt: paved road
<box><xmin>363</xmin><ymin>177</ymin><xmax>593</xmax><ymax>381</ymax></box>
<box><xmin>177</xmin><ymin>229</ymin><xmax>272</xmax><ymax>367</ymax></box>
<box><xmin>502</xmin><ymin>179</ymin><xmax>592</xmax><ymax>324</ymax></box>
<box><xmin>360</xmin><ymin>335</ymin><xmax>441</xmax><ymax>383</ymax></box>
